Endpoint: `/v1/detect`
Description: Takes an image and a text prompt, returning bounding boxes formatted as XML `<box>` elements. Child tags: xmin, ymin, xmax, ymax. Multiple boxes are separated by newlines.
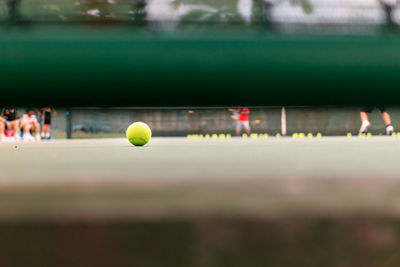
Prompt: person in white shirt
<box><xmin>20</xmin><ymin>109</ymin><xmax>41</xmax><ymax>141</ymax></box>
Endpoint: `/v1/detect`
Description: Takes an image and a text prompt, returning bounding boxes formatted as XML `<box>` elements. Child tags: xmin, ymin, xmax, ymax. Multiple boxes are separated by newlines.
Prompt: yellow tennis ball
<box><xmin>126</xmin><ymin>122</ymin><xmax>152</xmax><ymax>146</ymax></box>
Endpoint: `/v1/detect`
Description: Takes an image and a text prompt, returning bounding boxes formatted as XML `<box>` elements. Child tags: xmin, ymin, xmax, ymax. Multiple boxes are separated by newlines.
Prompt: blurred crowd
<box><xmin>0</xmin><ymin>108</ymin><xmax>56</xmax><ymax>142</ymax></box>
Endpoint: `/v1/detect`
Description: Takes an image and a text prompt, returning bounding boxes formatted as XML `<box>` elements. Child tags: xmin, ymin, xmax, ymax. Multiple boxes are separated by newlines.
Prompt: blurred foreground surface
<box><xmin>2</xmin><ymin>137</ymin><xmax>400</xmax><ymax>266</ymax></box>
<box><xmin>2</xmin><ymin>137</ymin><xmax>400</xmax><ymax>267</ymax></box>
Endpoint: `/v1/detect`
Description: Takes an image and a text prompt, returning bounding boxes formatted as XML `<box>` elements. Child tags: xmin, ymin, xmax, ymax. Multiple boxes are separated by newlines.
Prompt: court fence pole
<box><xmin>66</xmin><ymin>108</ymin><xmax>72</xmax><ymax>139</ymax></box>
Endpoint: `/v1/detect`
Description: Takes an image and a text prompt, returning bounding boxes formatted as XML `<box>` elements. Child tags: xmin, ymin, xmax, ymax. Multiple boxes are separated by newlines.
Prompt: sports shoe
<box><xmin>23</xmin><ymin>134</ymin><xmax>32</xmax><ymax>142</ymax></box>
<box><xmin>386</xmin><ymin>125</ymin><xmax>394</xmax><ymax>135</ymax></box>
<box><xmin>359</xmin><ymin>120</ymin><xmax>370</xmax><ymax>134</ymax></box>
<box><xmin>35</xmin><ymin>134</ymin><xmax>41</xmax><ymax>141</ymax></box>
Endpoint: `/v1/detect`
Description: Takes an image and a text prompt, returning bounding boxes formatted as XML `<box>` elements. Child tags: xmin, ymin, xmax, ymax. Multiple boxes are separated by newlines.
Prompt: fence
<box><xmin>35</xmin><ymin>107</ymin><xmax>400</xmax><ymax>137</ymax></box>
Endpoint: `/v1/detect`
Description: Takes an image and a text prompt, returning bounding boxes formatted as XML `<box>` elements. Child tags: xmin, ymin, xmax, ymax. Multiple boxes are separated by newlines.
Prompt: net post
<box><xmin>66</xmin><ymin>108</ymin><xmax>72</xmax><ymax>139</ymax></box>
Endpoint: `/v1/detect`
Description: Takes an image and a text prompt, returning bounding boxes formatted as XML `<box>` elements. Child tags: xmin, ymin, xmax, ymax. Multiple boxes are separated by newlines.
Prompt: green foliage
<box><xmin>180</xmin><ymin>7</ymin><xmax>245</xmax><ymax>24</ymax></box>
<box><xmin>173</xmin><ymin>0</ymin><xmax>245</xmax><ymax>25</ymax></box>
<box><xmin>173</xmin><ymin>0</ymin><xmax>240</xmax><ymax>7</ymax></box>
<box><xmin>290</xmin><ymin>0</ymin><xmax>313</xmax><ymax>14</ymax></box>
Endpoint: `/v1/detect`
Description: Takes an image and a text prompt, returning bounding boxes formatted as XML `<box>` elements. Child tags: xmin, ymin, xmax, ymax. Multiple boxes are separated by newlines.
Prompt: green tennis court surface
<box><xmin>3</xmin><ymin>136</ymin><xmax>400</xmax><ymax>221</ymax></box>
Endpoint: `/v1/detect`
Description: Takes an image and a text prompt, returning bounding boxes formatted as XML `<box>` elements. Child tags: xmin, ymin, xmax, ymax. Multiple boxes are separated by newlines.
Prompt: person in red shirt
<box><xmin>236</xmin><ymin>107</ymin><xmax>251</xmax><ymax>136</ymax></box>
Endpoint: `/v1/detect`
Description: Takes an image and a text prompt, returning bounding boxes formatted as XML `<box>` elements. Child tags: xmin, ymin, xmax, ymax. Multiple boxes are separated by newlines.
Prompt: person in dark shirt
<box><xmin>1</xmin><ymin>107</ymin><xmax>21</xmax><ymax>141</ymax></box>
<box><xmin>359</xmin><ymin>107</ymin><xmax>394</xmax><ymax>135</ymax></box>
<box><xmin>37</xmin><ymin>107</ymin><xmax>57</xmax><ymax>140</ymax></box>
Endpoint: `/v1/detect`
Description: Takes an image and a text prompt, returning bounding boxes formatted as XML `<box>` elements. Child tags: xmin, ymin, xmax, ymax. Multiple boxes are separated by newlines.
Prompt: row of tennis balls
<box><xmin>189</xmin><ymin>133</ymin><xmax>322</xmax><ymax>139</ymax></box>
<box><xmin>125</xmin><ymin>123</ymin><xmax>327</xmax><ymax>147</ymax></box>
<box><xmin>126</xmin><ymin>122</ymin><xmax>400</xmax><ymax>146</ymax></box>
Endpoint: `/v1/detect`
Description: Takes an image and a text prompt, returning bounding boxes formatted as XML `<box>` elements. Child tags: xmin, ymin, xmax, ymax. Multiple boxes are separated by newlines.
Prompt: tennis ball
<box><xmin>126</xmin><ymin>122</ymin><xmax>152</xmax><ymax>146</ymax></box>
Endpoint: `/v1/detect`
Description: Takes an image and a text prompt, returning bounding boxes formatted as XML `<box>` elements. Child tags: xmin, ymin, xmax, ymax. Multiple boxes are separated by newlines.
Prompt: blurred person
<box><xmin>1</xmin><ymin>107</ymin><xmax>21</xmax><ymax>141</ymax></box>
<box><xmin>229</xmin><ymin>108</ymin><xmax>238</xmax><ymax>120</ymax></box>
<box><xmin>20</xmin><ymin>109</ymin><xmax>41</xmax><ymax>142</ymax></box>
<box><xmin>359</xmin><ymin>107</ymin><xmax>394</xmax><ymax>135</ymax></box>
<box><xmin>37</xmin><ymin>107</ymin><xmax>56</xmax><ymax>140</ymax></box>
<box><xmin>236</xmin><ymin>107</ymin><xmax>251</xmax><ymax>136</ymax></box>
<box><xmin>380</xmin><ymin>0</ymin><xmax>397</xmax><ymax>27</ymax></box>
